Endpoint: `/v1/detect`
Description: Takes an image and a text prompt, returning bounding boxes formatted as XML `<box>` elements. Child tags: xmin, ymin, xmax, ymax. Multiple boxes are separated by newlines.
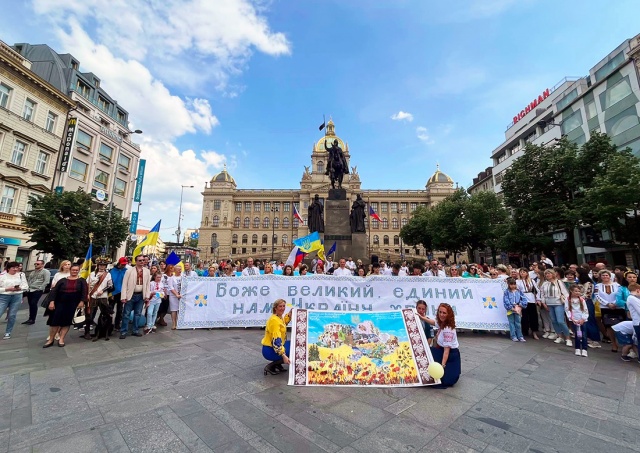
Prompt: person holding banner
<box><xmin>420</xmin><ymin>303</ymin><xmax>461</xmax><ymax>388</ymax></box>
<box><xmin>261</xmin><ymin>299</ymin><xmax>292</xmax><ymax>375</ymax></box>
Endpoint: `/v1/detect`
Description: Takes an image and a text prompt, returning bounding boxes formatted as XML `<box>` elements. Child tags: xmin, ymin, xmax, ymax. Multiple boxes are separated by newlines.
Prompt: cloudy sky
<box><xmin>1</xmin><ymin>0</ymin><xmax>638</xmax><ymax>240</ymax></box>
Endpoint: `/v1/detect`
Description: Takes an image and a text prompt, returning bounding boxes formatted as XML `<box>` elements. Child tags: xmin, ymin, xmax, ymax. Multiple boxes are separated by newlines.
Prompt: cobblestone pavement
<box><xmin>1</xmin><ymin>305</ymin><xmax>640</xmax><ymax>453</ymax></box>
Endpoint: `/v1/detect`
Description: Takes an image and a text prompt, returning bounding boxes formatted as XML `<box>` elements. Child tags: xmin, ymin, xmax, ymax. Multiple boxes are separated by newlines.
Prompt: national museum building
<box><xmin>198</xmin><ymin>120</ymin><xmax>455</xmax><ymax>263</ymax></box>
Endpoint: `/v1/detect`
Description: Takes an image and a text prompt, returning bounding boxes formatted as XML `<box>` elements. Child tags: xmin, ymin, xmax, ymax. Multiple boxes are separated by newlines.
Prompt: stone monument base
<box><xmin>323</xmin><ymin>191</ymin><xmax>369</xmax><ymax>265</ymax></box>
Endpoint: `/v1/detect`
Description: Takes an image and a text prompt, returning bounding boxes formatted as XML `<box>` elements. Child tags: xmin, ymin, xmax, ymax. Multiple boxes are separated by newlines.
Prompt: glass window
<box><xmin>94</xmin><ymin>169</ymin><xmax>109</xmax><ymax>190</ymax></box>
<box><xmin>603</xmin><ymin>79</ymin><xmax>632</xmax><ymax>110</ymax></box>
<box><xmin>99</xmin><ymin>143</ymin><xmax>113</xmax><ymax>161</ymax></box>
<box><xmin>273</xmin><ymin>202</ymin><xmax>280</xmax><ymax>212</ymax></box>
<box><xmin>382</xmin><ymin>218</ymin><xmax>389</xmax><ymax>229</ymax></box>
<box><xmin>556</xmin><ymin>89</ymin><xmax>577</xmax><ymax>111</ymax></box>
<box><xmin>561</xmin><ymin>110</ymin><xmax>583</xmax><ymax>135</ymax></box>
<box><xmin>263</xmin><ymin>217</ymin><xmax>270</xmax><ymax>228</ymax></box>
<box><xmin>98</xmin><ymin>96</ymin><xmax>109</xmax><ymax>113</ymax></box>
<box><xmin>293</xmin><ymin>217</ymin><xmax>299</xmax><ymax>228</ymax></box>
<box><xmin>394</xmin><ymin>236</ymin><xmax>400</xmax><ymax>245</ymax></box>
<box><xmin>11</xmin><ymin>140</ymin><xmax>26</xmax><ymax>166</ymax></box>
<box><xmin>35</xmin><ymin>151</ymin><xmax>49</xmax><ymax>174</ymax></box>
<box><xmin>242</xmin><ymin>234</ymin><xmax>248</xmax><ymax>245</ymax></box>
<box><xmin>585</xmin><ymin>101</ymin><xmax>597</xmax><ymax>120</ymax></box>
<box><xmin>45</xmin><ymin>111</ymin><xmax>57</xmax><ymax>133</ymax></box>
<box><xmin>317</xmin><ymin>161</ymin><xmax>324</xmax><ymax>173</ymax></box>
<box><xmin>609</xmin><ymin>109</ymin><xmax>640</xmax><ymax>136</ymax></box>
<box><xmin>283</xmin><ymin>202</ymin><xmax>290</xmax><ymax>212</ymax></box>
<box><xmin>0</xmin><ymin>83</ymin><xmax>10</xmax><ymax>108</ymax></box>
<box><xmin>373</xmin><ymin>235</ymin><xmax>379</xmax><ymax>244</ymax></box>
<box><xmin>234</xmin><ymin>217</ymin><xmax>240</xmax><ymax>228</ymax></box>
<box><xmin>22</xmin><ymin>98</ymin><xmax>35</xmax><ymax>121</ymax></box>
<box><xmin>254</xmin><ymin>202</ymin><xmax>261</xmax><ymax>212</ymax></box>
<box><xmin>381</xmin><ymin>202</ymin><xmax>388</xmax><ymax>213</ymax></box>
<box><xmin>262</xmin><ymin>234</ymin><xmax>268</xmax><ymax>244</ymax></box>
<box><xmin>243</xmin><ymin>217</ymin><xmax>250</xmax><ymax>228</ymax></box>
<box><xmin>253</xmin><ymin>217</ymin><xmax>260</xmax><ymax>228</ymax></box>
<box><xmin>244</xmin><ymin>202</ymin><xmax>251</xmax><ymax>211</ymax></box>
<box><xmin>392</xmin><ymin>218</ymin><xmax>399</xmax><ymax>229</ymax></box>
<box><xmin>283</xmin><ymin>217</ymin><xmax>290</xmax><ymax>228</ymax></box>
<box><xmin>282</xmin><ymin>234</ymin><xmax>288</xmax><ymax>246</ymax></box>
<box><xmin>76</xmin><ymin>80</ymin><xmax>90</xmax><ymax>97</ymax></box>
<box><xmin>410</xmin><ymin>202</ymin><xmax>418</xmax><ymax>212</ymax></box>
<box><xmin>117</xmin><ymin>110</ymin><xmax>126</xmax><ymax>124</ymax></box>
<box><xmin>371</xmin><ymin>202</ymin><xmax>378</xmax><ymax>210</ymax></box>
<box><xmin>594</xmin><ymin>52</ymin><xmax>625</xmax><ymax>82</ymax></box>
<box><xmin>232</xmin><ymin>234</ymin><xmax>238</xmax><ymax>244</ymax></box>
<box><xmin>274</xmin><ymin>217</ymin><xmax>280</xmax><ymax>228</ymax></box>
<box><xmin>118</xmin><ymin>154</ymin><xmax>131</xmax><ymax>170</ymax></box>
<box><xmin>213</xmin><ymin>200</ymin><xmax>221</xmax><ymax>210</ymax></box>
<box><xmin>235</xmin><ymin>202</ymin><xmax>242</xmax><ymax>212</ymax></box>
<box><xmin>400</xmin><ymin>202</ymin><xmax>407</xmax><ymax>213</ymax></box>
<box><xmin>0</xmin><ymin>186</ymin><xmax>16</xmax><ymax>213</ymax></box>
<box><xmin>76</xmin><ymin>130</ymin><xmax>92</xmax><ymax>152</ymax></box>
<box><xmin>372</xmin><ymin>219</ymin><xmax>379</xmax><ymax>229</ymax></box>
<box><xmin>391</xmin><ymin>202</ymin><xmax>398</xmax><ymax>213</ymax></box>
<box><xmin>303</xmin><ymin>216</ymin><xmax>307</xmax><ymax>226</ymax></box>
<box><xmin>70</xmin><ymin>158</ymin><xmax>88</xmax><ymax>181</ymax></box>
<box><xmin>273</xmin><ymin>234</ymin><xmax>278</xmax><ymax>245</ymax></box>
<box><xmin>497</xmin><ymin>152</ymin><xmax>507</xmax><ymax>163</ymax></box>
<box><xmin>264</xmin><ymin>202</ymin><xmax>271</xmax><ymax>212</ymax></box>
<box><xmin>402</xmin><ymin>218</ymin><xmax>408</xmax><ymax>227</ymax></box>
<box><xmin>212</xmin><ymin>215</ymin><xmax>219</xmax><ymax>227</ymax></box>
<box><xmin>252</xmin><ymin>234</ymin><xmax>258</xmax><ymax>245</ymax></box>
<box><xmin>383</xmin><ymin>235</ymin><xmax>389</xmax><ymax>245</ymax></box>
<box><xmin>114</xmin><ymin>178</ymin><xmax>126</xmax><ymax>196</ymax></box>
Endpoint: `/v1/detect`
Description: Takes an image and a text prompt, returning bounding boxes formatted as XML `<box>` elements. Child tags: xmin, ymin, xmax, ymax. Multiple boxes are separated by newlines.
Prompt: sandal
<box><xmin>58</xmin><ymin>342</ymin><xmax>65</xmax><ymax>347</ymax></box>
<box><xmin>43</xmin><ymin>341</ymin><xmax>55</xmax><ymax>348</ymax></box>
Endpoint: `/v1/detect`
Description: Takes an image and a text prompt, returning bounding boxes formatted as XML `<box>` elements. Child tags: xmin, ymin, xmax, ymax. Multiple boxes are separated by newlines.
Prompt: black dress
<box><xmin>47</xmin><ymin>278</ymin><xmax>88</xmax><ymax>327</ymax></box>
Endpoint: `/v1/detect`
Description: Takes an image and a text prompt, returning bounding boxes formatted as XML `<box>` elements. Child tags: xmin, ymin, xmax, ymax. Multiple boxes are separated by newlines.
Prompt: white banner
<box><xmin>178</xmin><ymin>276</ymin><xmax>509</xmax><ymax>330</ymax></box>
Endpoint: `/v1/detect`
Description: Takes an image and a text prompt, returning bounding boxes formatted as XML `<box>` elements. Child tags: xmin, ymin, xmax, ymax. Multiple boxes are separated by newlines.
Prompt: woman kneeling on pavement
<box><xmin>261</xmin><ymin>299</ymin><xmax>292</xmax><ymax>375</ymax></box>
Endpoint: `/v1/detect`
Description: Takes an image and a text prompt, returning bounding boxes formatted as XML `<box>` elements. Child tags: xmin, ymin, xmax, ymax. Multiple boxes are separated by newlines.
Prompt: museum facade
<box><xmin>198</xmin><ymin>120</ymin><xmax>456</xmax><ymax>263</ymax></box>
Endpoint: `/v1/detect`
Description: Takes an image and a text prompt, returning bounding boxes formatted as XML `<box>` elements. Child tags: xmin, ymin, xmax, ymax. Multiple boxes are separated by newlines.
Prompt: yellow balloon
<box><xmin>427</xmin><ymin>362</ymin><xmax>445</xmax><ymax>380</ymax></box>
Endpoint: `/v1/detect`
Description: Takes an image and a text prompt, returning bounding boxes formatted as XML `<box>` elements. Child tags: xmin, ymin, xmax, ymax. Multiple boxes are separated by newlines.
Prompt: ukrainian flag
<box><xmin>293</xmin><ymin>231</ymin><xmax>324</xmax><ymax>255</ymax></box>
<box><xmin>79</xmin><ymin>244</ymin><xmax>92</xmax><ymax>280</ymax></box>
<box><xmin>133</xmin><ymin>220</ymin><xmax>161</xmax><ymax>259</ymax></box>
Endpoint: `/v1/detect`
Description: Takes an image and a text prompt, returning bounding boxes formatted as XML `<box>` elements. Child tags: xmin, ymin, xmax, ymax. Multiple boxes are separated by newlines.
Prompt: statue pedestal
<box><xmin>328</xmin><ymin>188</ymin><xmax>347</xmax><ymax>201</ymax></box>
<box><xmin>323</xmin><ymin>197</ymin><xmax>369</xmax><ymax>265</ymax></box>
<box><xmin>351</xmin><ymin>233</ymin><xmax>368</xmax><ymax>264</ymax></box>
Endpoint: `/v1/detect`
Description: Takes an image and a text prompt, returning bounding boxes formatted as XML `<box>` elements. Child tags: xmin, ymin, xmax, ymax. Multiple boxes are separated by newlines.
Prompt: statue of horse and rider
<box><xmin>324</xmin><ymin>139</ymin><xmax>349</xmax><ymax>189</ymax></box>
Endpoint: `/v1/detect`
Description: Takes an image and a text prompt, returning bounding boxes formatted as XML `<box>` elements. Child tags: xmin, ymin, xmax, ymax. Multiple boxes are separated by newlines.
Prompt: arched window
<box><xmin>253</xmin><ymin>217</ymin><xmax>260</xmax><ymax>228</ymax></box>
<box><xmin>234</xmin><ymin>217</ymin><xmax>240</xmax><ymax>228</ymax></box>
<box><xmin>393</xmin><ymin>235</ymin><xmax>400</xmax><ymax>245</ymax></box>
<box><xmin>243</xmin><ymin>217</ymin><xmax>249</xmax><ymax>228</ymax></box>
<box><xmin>273</xmin><ymin>217</ymin><xmax>280</xmax><ymax>228</ymax></box>
<box><xmin>317</xmin><ymin>161</ymin><xmax>324</xmax><ymax>174</ymax></box>
<box><xmin>211</xmin><ymin>233</ymin><xmax>217</xmax><ymax>244</ymax></box>
<box><xmin>250</xmin><ymin>234</ymin><xmax>257</xmax><ymax>245</ymax></box>
<box><xmin>373</xmin><ymin>235</ymin><xmax>379</xmax><ymax>245</ymax></box>
<box><xmin>303</xmin><ymin>216</ymin><xmax>307</xmax><ymax>226</ymax></box>
<box><xmin>273</xmin><ymin>234</ymin><xmax>278</xmax><ymax>245</ymax></box>
<box><xmin>392</xmin><ymin>218</ymin><xmax>399</xmax><ymax>229</ymax></box>
<box><xmin>383</xmin><ymin>235</ymin><xmax>389</xmax><ymax>245</ymax></box>
<box><xmin>382</xmin><ymin>218</ymin><xmax>389</xmax><ymax>229</ymax></box>
<box><xmin>283</xmin><ymin>217</ymin><xmax>290</xmax><ymax>228</ymax></box>
<box><xmin>401</xmin><ymin>218</ymin><xmax>408</xmax><ymax>227</ymax></box>
<box><xmin>282</xmin><ymin>234</ymin><xmax>288</xmax><ymax>246</ymax></box>
<box><xmin>372</xmin><ymin>219</ymin><xmax>379</xmax><ymax>229</ymax></box>
<box><xmin>242</xmin><ymin>234</ymin><xmax>248</xmax><ymax>245</ymax></box>
<box><xmin>232</xmin><ymin>234</ymin><xmax>238</xmax><ymax>244</ymax></box>
<box><xmin>263</xmin><ymin>217</ymin><xmax>270</xmax><ymax>228</ymax></box>
<box><xmin>262</xmin><ymin>234</ymin><xmax>268</xmax><ymax>244</ymax></box>
<box><xmin>204</xmin><ymin>216</ymin><xmax>209</xmax><ymax>226</ymax></box>
<box><xmin>293</xmin><ymin>218</ymin><xmax>299</xmax><ymax>228</ymax></box>
<box><xmin>213</xmin><ymin>215</ymin><xmax>219</xmax><ymax>227</ymax></box>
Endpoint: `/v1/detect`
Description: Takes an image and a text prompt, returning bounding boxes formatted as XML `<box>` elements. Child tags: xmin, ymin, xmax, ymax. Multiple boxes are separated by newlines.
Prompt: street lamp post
<box><xmin>176</xmin><ymin>185</ymin><xmax>194</xmax><ymax>244</ymax></box>
<box><xmin>271</xmin><ymin>205</ymin><xmax>279</xmax><ymax>261</ymax></box>
<box><xmin>397</xmin><ymin>209</ymin><xmax>404</xmax><ymax>260</ymax></box>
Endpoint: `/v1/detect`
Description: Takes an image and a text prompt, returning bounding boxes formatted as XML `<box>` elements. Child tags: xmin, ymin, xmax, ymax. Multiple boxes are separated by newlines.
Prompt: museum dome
<box><xmin>427</xmin><ymin>164</ymin><xmax>454</xmax><ymax>185</ymax></box>
<box><xmin>210</xmin><ymin>164</ymin><xmax>236</xmax><ymax>184</ymax></box>
<box><xmin>314</xmin><ymin>118</ymin><xmax>347</xmax><ymax>154</ymax></box>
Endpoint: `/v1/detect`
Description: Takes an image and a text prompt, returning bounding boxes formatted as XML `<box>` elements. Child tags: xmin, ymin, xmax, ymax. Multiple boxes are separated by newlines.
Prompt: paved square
<box><xmin>1</xmin><ymin>306</ymin><xmax>640</xmax><ymax>453</ymax></box>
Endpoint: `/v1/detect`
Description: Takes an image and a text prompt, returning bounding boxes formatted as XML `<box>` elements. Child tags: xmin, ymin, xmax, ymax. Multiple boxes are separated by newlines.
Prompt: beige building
<box><xmin>198</xmin><ymin>120</ymin><xmax>455</xmax><ymax>263</ymax></box>
<box><xmin>0</xmin><ymin>40</ymin><xmax>74</xmax><ymax>267</ymax></box>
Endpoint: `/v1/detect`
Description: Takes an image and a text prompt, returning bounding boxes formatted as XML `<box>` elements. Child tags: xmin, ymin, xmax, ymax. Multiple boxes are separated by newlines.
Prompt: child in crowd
<box><xmin>503</xmin><ymin>277</ymin><xmax>528</xmax><ymax>342</ymax></box>
<box><xmin>613</xmin><ymin>321</ymin><xmax>638</xmax><ymax>362</ymax></box>
<box><xmin>416</xmin><ymin>300</ymin><xmax>433</xmax><ymax>346</ymax></box>
<box><xmin>565</xmin><ymin>284</ymin><xmax>589</xmax><ymax>357</ymax></box>
<box><xmin>627</xmin><ymin>283</ymin><xmax>640</xmax><ymax>363</ymax></box>
<box><xmin>144</xmin><ymin>272</ymin><xmax>165</xmax><ymax>335</ymax></box>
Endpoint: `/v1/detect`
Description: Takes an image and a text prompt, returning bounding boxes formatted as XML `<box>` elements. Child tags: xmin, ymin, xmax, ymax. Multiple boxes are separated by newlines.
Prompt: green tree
<box><xmin>92</xmin><ymin>208</ymin><xmax>131</xmax><ymax>254</ymax></box>
<box><xmin>400</xmin><ymin>205</ymin><xmax>434</xmax><ymax>253</ymax></box>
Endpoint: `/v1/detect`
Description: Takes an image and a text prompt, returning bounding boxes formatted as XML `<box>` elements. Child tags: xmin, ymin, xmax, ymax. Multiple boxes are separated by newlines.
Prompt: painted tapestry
<box><xmin>289</xmin><ymin>308</ymin><xmax>440</xmax><ymax>387</ymax></box>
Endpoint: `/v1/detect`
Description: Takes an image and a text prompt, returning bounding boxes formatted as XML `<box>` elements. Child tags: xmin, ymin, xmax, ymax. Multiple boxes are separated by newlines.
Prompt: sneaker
<box><xmin>132</xmin><ymin>332</ymin><xmax>143</xmax><ymax>337</ymax></box>
<box><xmin>3</xmin><ymin>333</ymin><xmax>10</xmax><ymax>340</ymax></box>
<box><xmin>581</xmin><ymin>350</ymin><xmax>588</xmax><ymax>357</ymax></box>
<box><xmin>628</xmin><ymin>351</ymin><xmax>638</xmax><ymax>359</ymax></box>
<box><xmin>621</xmin><ymin>355</ymin><xmax>631</xmax><ymax>362</ymax></box>
<box><xmin>590</xmin><ymin>341</ymin><xmax>601</xmax><ymax>349</ymax></box>
<box><xmin>548</xmin><ymin>333</ymin><xmax>558</xmax><ymax>340</ymax></box>
<box><xmin>553</xmin><ymin>337</ymin><xmax>563</xmax><ymax>344</ymax></box>
<box><xmin>119</xmin><ymin>334</ymin><xmax>126</xmax><ymax>339</ymax></box>
<box><xmin>511</xmin><ymin>337</ymin><xmax>519</xmax><ymax>342</ymax></box>
<box><xmin>518</xmin><ymin>337</ymin><xmax>526</xmax><ymax>342</ymax></box>
<box><xmin>542</xmin><ymin>332</ymin><xmax>550</xmax><ymax>339</ymax></box>
<box><xmin>151</xmin><ymin>326</ymin><xmax>157</xmax><ymax>331</ymax></box>
<box><xmin>566</xmin><ymin>339</ymin><xmax>573</xmax><ymax>347</ymax></box>
<box><xmin>575</xmin><ymin>350</ymin><xmax>581</xmax><ymax>356</ymax></box>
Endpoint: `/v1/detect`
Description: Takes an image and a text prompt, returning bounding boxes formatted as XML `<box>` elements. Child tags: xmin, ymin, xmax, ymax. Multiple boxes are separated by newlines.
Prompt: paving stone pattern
<box><xmin>1</xmin><ymin>306</ymin><xmax>640</xmax><ymax>452</ymax></box>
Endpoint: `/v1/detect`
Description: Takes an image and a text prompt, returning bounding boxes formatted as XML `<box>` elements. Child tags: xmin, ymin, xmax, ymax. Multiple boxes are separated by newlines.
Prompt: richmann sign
<box><xmin>513</xmin><ymin>88</ymin><xmax>550</xmax><ymax>124</ymax></box>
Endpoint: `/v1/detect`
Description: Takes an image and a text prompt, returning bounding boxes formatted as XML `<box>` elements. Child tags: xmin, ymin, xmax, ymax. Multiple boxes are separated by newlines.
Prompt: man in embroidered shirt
<box><xmin>241</xmin><ymin>257</ymin><xmax>260</xmax><ymax>276</ymax></box>
<box><xmin>183</xmin><ymin>262</ymin><xmax>197</xmax><ymax>278</ymax></box>
<box><xmin>119</xmin><ymin>255</ymin><xmax>151</xmax><ymax>339</ymax></box>
<box><xmin>333</xmin><ymin>259</ymin><xmax>352</xmax><ymax>276</ymax></box>
<box><xmin>23</xmin><ymin>260</ymin><xmax>50</xmax><ymax>325</ymax></box>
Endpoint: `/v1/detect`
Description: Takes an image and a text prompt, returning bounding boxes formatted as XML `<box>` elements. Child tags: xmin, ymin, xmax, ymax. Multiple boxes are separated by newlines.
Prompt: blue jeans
<box><xmin>548</xmin><ymin>304</ymin><xmax>570</xmax><ymax>336</ymax></box>
<box><xmin>146</xmin><ymin>303</ymin><xmax>160</xmax><ymax>329</ymax></box>
<box><xmin>507</xmin><ymin>313</ymin><xmax>523</xmax><ymax>339</ymax></box>
<box><xmin>121</xmin><ymin>293</ymin><xmax>144</xmax><ymax>334</ymax></box>
<box><xmin>0</xmin><ymin>293</ymin><xmax>22</xmax><ymax>335</ymax></box>
<box><xmin>572</xmin><ymin>324</ymin><xmax>588</xmax><ymax>350</ymax></box>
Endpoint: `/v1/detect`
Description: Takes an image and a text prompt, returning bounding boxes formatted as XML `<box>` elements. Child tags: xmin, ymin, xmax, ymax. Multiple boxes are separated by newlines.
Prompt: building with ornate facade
<box><xmin>0</xmin><ymin>40</ymin><xmax>74</xmax><ymax>267</ymax></box>
<box><xmin>198</xmin><ymin>120</ymin><xmax>455</xmax><ymax>263</ymax></box>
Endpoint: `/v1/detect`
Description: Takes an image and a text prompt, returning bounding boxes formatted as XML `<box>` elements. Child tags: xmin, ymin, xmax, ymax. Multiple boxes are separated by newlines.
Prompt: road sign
<box><xmin>190</xmin><ymin>231</ymin><xmax>199</xmax><ymax>239</ymax></box>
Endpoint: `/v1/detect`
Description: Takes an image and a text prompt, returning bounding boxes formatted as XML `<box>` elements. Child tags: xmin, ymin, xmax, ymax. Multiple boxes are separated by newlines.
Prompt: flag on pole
<box><xmin>326</xmin><ymin>241</ymin><xmax>337</xmax><ymax>258</ymax></box>
<box><xmin>165</xmin><ymin>251</ymin><xmax>181</xmax><ymax>266</ymax></box>
<box><xmin>79</xmin><ymin>243</ymin><xmax>92</xmax><ymax>280</ymax></box>
<box><xmin>285</xmin><ymin>246</ymin><xmax>306</xmax><ymax>267</ymax></box>
<box><xmin>318</xmin><ymin>115</ymin><xmax>326</xmax><ymax>131</ymax></box>
<box><xmin>133</xmin><ymin>220</ymin><xmax>161</xmax><ymax>259</ymax></box>
<box><xmin>369</xmin><ymin>205</ymin><xmax>382</xmax><ymax>222</ymax></box>
<box><xmin>293</xmin><ymin>231</ymin><xmax>323</xmax><ymax>254</ymax></box>
<box><xmin>293</xmin><ymin>205</ymin><xmax>304</xmax><ymax>223</ymax></box>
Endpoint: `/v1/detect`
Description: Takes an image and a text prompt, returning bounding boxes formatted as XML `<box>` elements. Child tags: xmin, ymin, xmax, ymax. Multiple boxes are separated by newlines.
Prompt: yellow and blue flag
<box><xmin>294</xmin><ymin>231</ymin><xmax>324</xmax><ymax>255</ymax></box>
<box><xmin>133</xmin><ymin>220</ymin><xmax>161</xmax><ymax>259</ymax></box>
<box><xmin>79</xmin><ymin>243</ymin><xmax>92</xmax><ymax>279</ymax></box>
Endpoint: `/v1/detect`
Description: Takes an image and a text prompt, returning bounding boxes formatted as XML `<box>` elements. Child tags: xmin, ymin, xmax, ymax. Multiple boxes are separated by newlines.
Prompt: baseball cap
<box><xmin>118</xmin><ymin>257</ymin><xmax>128</xmax><ymax>265</ymax></box>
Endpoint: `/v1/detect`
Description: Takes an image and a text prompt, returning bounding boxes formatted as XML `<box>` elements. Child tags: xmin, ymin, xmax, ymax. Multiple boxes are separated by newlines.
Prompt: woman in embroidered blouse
<box><xmin>420</xmin><ymin>303</ymin><xmax>461</xmax><ymax>388</ymax></box>
<box><xmin>517</xmin><ymin>268</ymin><xmax>541</xmax><ymax>340</ymax></box>
<box><xmin>540</xmin><ymin>269</ymin><xmax>572</xmax><ymax>347</ymax></box>
<box><xmin>168</xmin><ymin>265</ymin><xmax>182</xmax><ymax>330</ymax></box>
<box><xmin>261</xmin><ymin>299</ymin><xmax>292</xmax><ymax>375</ymax></box>
<box><xmin>596</xmin><ymin>270</ymin><xmax>622</xmax><ymax>352</ymax></box>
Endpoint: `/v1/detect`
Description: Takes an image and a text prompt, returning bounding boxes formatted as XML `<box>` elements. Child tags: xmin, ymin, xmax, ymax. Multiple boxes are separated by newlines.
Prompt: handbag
<box><xmin>602</xmin><ymin>308</ymin><xmax>626</xmax><ymax>327</ymax></box>
<box><xmin>72</xmin><ymin>307</ymin><xmax>86</xmax><ymax>326</ymax></box>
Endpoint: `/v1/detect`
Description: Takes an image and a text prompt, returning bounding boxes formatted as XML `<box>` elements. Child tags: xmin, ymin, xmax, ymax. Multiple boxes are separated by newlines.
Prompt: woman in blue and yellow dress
<box><xmin>261</xmin><ymin>299</ymin><xmax>292</xmax><ymax>375</ymax></box>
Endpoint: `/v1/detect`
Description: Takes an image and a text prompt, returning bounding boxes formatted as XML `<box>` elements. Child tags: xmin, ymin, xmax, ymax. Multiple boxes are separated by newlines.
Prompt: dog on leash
<box><xmin>93</xmin><ymin>301</ymin><xmax>114</xmax><ymax>341</ymax></box>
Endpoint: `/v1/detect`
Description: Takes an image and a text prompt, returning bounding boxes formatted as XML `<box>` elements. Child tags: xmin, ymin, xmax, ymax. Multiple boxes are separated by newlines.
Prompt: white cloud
<box><xmin>416</xmin><ymin>126</ymin><xmax>434</xmax><ymax>145</ymax></box>
<box><xmin>32</xmin><ymin>0</ymin><xmax>291</xmax><ymax>92</ymax></box>
<box><xmin>391</xmin><ymin>111</ymin><xmax>414</xmax><ymax>122</ymax></box>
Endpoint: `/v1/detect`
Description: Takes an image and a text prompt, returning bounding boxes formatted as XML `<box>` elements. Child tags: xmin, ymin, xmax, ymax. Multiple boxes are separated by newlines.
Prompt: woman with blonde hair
<box><xmin>261</xmin><ymin>299</ymin><xmax>292</xmax><ymax>375</ymax></box>
<box><xmin>52</xmin><ymin>260</ymin><xmax>72</xmax><ymax>286</ymax></box>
